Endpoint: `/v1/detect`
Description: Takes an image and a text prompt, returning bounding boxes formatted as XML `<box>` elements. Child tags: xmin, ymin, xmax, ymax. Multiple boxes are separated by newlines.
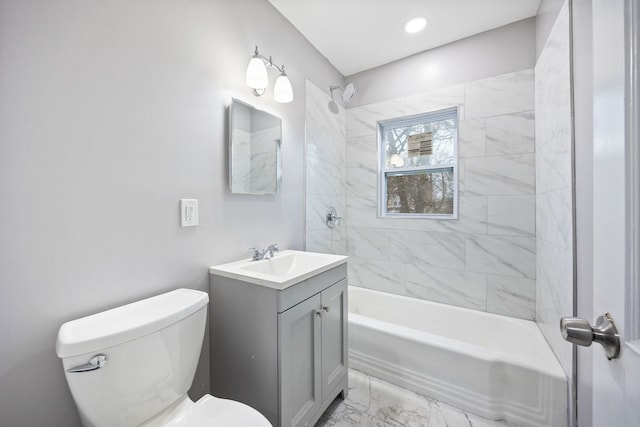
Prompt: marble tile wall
<box><xmin>534</xmin><ymin>0</ymin><xmax>574</xmax><ymax>376</ymax></box>
<box><xmin>344</xmin><ymin>69</ymin><xmax>536</xmax><ymax>320</ymax></box>
<box><xmin>231</xmin><ymin>126</ymin><xmax>279</xmax><ymax>193</ymax></box>
<box><xmin>305</xmin><ymin>79</ymin><xmax>347</xmax><ymax>255</ymax></box>
<box><xmin>231</xmin><ymin>128</ymin><xmax>251</xmax><ymax>192</ymax></box>
<box><xmin>250</xmin><ymin>126</ymin><xmax>279</xmax><ymax>193</ymax></box>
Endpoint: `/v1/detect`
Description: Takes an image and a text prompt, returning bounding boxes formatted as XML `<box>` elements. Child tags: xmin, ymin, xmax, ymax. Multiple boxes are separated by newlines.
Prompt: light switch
<box><xmin>180</xmin><ymin>199</ymin><xmax>198</xmax><ymax>227</ymax></box>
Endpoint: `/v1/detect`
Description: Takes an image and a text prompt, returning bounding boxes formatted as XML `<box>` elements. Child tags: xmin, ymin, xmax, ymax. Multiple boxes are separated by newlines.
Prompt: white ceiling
<box><xmin>268</xmin><ymin>0</ymin><xmax>541</xmax><ymax>76</ymax></box>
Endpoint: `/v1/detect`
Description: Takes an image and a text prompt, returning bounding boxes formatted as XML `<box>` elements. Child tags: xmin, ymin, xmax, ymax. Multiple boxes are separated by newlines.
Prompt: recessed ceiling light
<box><xmin>404</xmin><ymin>17</ymin><xmax>427</xmax><ymax>34</ymax></box>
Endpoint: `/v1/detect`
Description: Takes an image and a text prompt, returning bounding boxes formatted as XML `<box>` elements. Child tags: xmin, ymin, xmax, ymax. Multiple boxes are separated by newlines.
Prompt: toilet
<box><xmin>55</xmin><ymin>288</ymin><xmax>272</xmax><ymax>427</ymax></box>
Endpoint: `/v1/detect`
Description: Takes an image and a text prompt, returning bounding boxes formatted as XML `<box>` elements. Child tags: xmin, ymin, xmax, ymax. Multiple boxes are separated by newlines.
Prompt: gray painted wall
<box><xmin>345</xmin><ymin>18</ymin><xmax>536</xmax><ymax>107</ymax></box>
<box><xmin>0</xmin><ymin>1</ymin><xmax>342</xmax><ymax>426</ymax></box>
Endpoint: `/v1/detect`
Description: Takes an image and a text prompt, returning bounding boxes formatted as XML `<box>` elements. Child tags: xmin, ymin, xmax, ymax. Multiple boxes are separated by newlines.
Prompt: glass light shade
<box><xmin>273</xmin><ymin>73</ymin><xmax>293</xmax><ymax>103</ymax></box>
<box><xmin>246</xmin><ymin>57</ymin><xmax>269</xmax><ymax>89</ymax></box>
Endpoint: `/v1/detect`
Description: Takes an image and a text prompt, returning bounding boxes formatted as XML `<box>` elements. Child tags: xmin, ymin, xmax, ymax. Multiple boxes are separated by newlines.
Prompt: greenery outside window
<box><xmin>378</xmin><ymin>107</ymin><xmax>458</xmax><ymax>218</ymax></box>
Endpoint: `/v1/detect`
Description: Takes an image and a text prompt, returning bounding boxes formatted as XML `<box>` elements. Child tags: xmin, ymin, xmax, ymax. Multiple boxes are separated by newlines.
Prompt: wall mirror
<box><xmin>229</xmin><ymin>98</ymin><xmax>282</xmax><ymax>194</ymax></box>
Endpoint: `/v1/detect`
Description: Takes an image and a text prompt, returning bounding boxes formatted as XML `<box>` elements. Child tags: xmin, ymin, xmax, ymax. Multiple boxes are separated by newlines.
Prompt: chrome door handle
<box><xmin>67</xmin><ymin>354</ymin><xmax>108</xmax><ymax>373</ymax></box>
<box><xmin>560</xmin><ymin>313</ymin><xmax>620</xmax><ymax>360</ymax></box>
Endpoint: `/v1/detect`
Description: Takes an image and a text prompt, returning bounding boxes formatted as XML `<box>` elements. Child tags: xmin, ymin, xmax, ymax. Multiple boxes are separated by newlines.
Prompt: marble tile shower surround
<box><xmin>231</xmin><ymin>126</ymin><xmax>279</xmax><ymax>193</ymax></box>
<box><xmin>315</xmin><ymin>369</ymin><xmax>513</xmax><ymax>427</ymax></box>
<box><xmin>249</xmin><ymin>126</ymin><xmax>279</xmax><ymax>193</ymax></box>
<box><xmin>343</xmin><ymin>69</ymin><xmax>537</xmax><ymax>320</ymax></box>
<box><xmin>534</xmin><ymin>0</ymin><xmax>574</xmax><ymax>377</ymax></box>
<box><xmin>305</xmin><ymin>79</ymin><xmax>347</xmax><ymax>255</ymax></box>
<box><xmin>231</xmin><ymin>128</ymin><xmax>251</xmax><ymax>191</ymax></box>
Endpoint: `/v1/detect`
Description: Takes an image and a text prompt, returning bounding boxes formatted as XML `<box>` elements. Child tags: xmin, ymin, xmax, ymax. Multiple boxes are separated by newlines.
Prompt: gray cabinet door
<box><xmin>279</xmin><ymin>293</ymin><xmax>322</xmax><ymax>427</ymax></box>
<box><xmin>320</xmin><ymin>279</ymin><xmax>348</xmax><ymax>402</ymax></box>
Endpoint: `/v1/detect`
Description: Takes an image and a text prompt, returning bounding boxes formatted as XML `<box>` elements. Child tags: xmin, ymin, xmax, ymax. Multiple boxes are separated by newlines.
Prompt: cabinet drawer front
<box><xmin>278</xmin><ymin>264</ymin><xmax>347</xmax><ymax>313</ymax></box>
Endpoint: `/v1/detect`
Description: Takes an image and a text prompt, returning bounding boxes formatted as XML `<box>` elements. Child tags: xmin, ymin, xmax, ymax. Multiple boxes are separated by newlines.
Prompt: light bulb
<box><xmin>246</xmin><ymin>56</ymin><xmax>268</xmax><ymax>89</ymax></box>
<box><xmin>274</xmin><ymin>72</ymin><xmax>293</xmax><ymax>103</ymax></box>
<box><xmin>405</xmin><ymin>17</ymin><xmax>427</xmax><ymax>34</ymax></box>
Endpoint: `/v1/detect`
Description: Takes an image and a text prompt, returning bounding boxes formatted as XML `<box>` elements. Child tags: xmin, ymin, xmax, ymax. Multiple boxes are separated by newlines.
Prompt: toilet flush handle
<box><xmin>67</xmin><ymin>354</ymin><xmax>108</xmax><ymax>373</ymax></box>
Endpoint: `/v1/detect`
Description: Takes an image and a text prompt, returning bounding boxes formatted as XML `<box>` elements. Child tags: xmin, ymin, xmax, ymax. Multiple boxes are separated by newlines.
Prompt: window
<box><xmin>378</xmin><ymin>107</ymin><xmax>458</xmax><ymax>218</ymax></box>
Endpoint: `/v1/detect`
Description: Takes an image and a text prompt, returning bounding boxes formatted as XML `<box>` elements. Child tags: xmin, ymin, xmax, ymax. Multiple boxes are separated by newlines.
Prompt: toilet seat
<box><xmin>164</xmin><ymin>394</ymin><xmax>272</xmax><ymax>427</ymax></box>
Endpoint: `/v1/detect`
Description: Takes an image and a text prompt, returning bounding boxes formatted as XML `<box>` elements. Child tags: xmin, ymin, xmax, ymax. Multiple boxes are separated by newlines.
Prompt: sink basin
<box><xmin>237</xmin><ymin>252</ymin><xmax>298</xmax><ymax>276</ymax></box>
<box><xmin>209</xmin><ymin>250</ymin><xmax>348</xmax><ymax>289</ymax></box>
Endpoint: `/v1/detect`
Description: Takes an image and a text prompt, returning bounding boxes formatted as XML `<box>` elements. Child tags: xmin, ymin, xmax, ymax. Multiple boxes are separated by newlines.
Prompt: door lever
<box><xmin>560</xmin><ymin>313</ymin><xmax>620</xmax><ymax>360</ymax></box>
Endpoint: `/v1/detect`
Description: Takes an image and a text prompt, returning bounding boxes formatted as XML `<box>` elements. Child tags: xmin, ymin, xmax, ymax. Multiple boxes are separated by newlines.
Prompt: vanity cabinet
<box><xmin>209</xmin><ymin>264</ymin><xmax>348</xmax><ymax>427</ymax></box>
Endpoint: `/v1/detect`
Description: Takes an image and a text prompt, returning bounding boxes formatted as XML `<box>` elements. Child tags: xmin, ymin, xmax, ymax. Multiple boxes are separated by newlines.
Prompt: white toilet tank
<box><xmin>56</xmin><ymin>289</ymin><xmax>209</xmax><ymax>427</ymax></box>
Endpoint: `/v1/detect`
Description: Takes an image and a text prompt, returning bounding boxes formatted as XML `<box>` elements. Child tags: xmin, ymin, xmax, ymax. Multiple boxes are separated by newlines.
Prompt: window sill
<box><xmin>379</xmin><ymin>213</ymin><xmax>459</xmax><ymax>220</ymax></box>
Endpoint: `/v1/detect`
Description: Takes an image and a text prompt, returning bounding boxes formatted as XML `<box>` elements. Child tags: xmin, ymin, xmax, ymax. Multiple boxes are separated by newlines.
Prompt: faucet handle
<box><xmin>248</xmin><ymin>247</ymin><xmax>262</xmax><ymax>260</ymax></box>
<box><xmin>267</xmin><ymin>243</ymin><xmax>279</xmax><ymax>257</ymax></box>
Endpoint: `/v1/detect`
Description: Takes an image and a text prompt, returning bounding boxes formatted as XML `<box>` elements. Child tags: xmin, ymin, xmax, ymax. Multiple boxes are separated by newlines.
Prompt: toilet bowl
<box><xmin>55</xmin><ymin>288</ymin><xmax>272</xmax><ymax>427</ymax></box>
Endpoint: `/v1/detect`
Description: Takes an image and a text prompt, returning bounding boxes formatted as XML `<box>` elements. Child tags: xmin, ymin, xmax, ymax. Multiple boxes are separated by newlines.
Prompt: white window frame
<box><xmin>377</xmin><ymin>107</ymin><xmax>459</xmax><ymax>219</ymax></box>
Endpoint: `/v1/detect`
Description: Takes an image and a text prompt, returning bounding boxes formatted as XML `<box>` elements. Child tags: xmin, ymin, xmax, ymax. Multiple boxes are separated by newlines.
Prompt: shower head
<box><xmin>329</xmin><ymin>83</ymin><xmax>356</xmax><ymax>103</ymax></box>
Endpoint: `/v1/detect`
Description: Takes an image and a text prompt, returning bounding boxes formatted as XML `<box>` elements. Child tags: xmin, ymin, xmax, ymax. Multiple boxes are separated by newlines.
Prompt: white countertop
<box><xmin>209</xmin><ymin>250</ymin><xmax>348</xmax><ymax>289</ymax></box>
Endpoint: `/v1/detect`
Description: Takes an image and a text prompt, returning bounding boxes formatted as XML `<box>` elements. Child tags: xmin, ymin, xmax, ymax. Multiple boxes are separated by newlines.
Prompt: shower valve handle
<box><xmin>560</xmin><ymin>313</ymin><xmax>620</xmax><ymax>360</ymax></box>
<box><xmin>325</xmin><ymin>207</ymin><xmax>342</xmax><ymax>228</ymax></box>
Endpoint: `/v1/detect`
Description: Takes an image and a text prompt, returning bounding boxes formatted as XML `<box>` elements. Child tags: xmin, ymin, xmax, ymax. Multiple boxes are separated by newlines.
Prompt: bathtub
<box><xmin>348</xmin><ymin>286</ymin><xmax>567</xmax><ymax>427</ymax></box>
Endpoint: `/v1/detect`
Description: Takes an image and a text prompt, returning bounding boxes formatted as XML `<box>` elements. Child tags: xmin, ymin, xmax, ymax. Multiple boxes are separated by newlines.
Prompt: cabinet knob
<box><xmin>315</xmin><ymin>310</ymin><xmax>323</xmax><ymax>317</ymax></box>
<box><xmin>322</xmin><ymin>306</ymin><xmax>330</xmax><ymax>313</ymax></box>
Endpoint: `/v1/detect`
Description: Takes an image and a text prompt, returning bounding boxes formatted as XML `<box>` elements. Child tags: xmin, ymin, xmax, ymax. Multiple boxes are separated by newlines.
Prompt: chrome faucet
<box><xmin>249</xmin><ymin>243</ymin><xmax>279</xmax><ymax>261</ymax></box>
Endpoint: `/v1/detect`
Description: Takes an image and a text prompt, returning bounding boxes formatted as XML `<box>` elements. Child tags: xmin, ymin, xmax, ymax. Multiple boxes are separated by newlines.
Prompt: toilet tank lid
<box><xmin>56</xmin><ymin>288</ymin><xmax>209</xmax><ymax>358</ymax></box>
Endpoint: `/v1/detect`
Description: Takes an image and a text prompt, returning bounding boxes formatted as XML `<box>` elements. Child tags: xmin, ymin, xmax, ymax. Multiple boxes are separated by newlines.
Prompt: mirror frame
<box><xmin>228</xmin><ymin>98</ymin><xmax>282</xmax><ymax>195</ymax></box>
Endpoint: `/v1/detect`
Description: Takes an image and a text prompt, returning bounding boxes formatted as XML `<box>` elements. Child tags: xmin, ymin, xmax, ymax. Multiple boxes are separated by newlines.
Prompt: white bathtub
<box><xmin>348</xmin><ymin>286</ymin><xmax>567</xmax><ymax>427</ymax></box>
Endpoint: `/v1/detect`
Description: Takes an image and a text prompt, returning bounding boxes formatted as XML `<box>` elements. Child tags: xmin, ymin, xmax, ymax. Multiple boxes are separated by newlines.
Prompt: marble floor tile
<box><xmin>315</xmin><ymin>370</ymin><xmax>514</xmax><ymax>427</ymax></box>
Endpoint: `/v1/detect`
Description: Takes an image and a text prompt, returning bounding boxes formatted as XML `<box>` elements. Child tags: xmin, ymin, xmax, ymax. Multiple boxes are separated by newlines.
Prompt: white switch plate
<box><xmin>180</xmin><ymin>199</ymin><xmax>198</xmax><ymax>227</ymax></box>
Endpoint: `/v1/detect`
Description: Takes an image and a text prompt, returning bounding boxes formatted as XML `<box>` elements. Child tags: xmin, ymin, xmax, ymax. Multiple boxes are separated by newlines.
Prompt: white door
<box><xmin>583</xmin><ymin>0</ymin><xmax>640</xmax><ymax>425</ymax></box>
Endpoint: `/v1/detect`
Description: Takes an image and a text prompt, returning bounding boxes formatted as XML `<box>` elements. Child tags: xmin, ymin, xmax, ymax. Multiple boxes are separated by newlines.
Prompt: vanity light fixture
<box><xmin>245</xmin><ymin>46</ymin><xmax>293</xmax><ymax>103</ymax></box>
<box><xmin>404</xmin><ymin>17</ymin><xmax>427</xmax><ymax>34</ymax></box>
